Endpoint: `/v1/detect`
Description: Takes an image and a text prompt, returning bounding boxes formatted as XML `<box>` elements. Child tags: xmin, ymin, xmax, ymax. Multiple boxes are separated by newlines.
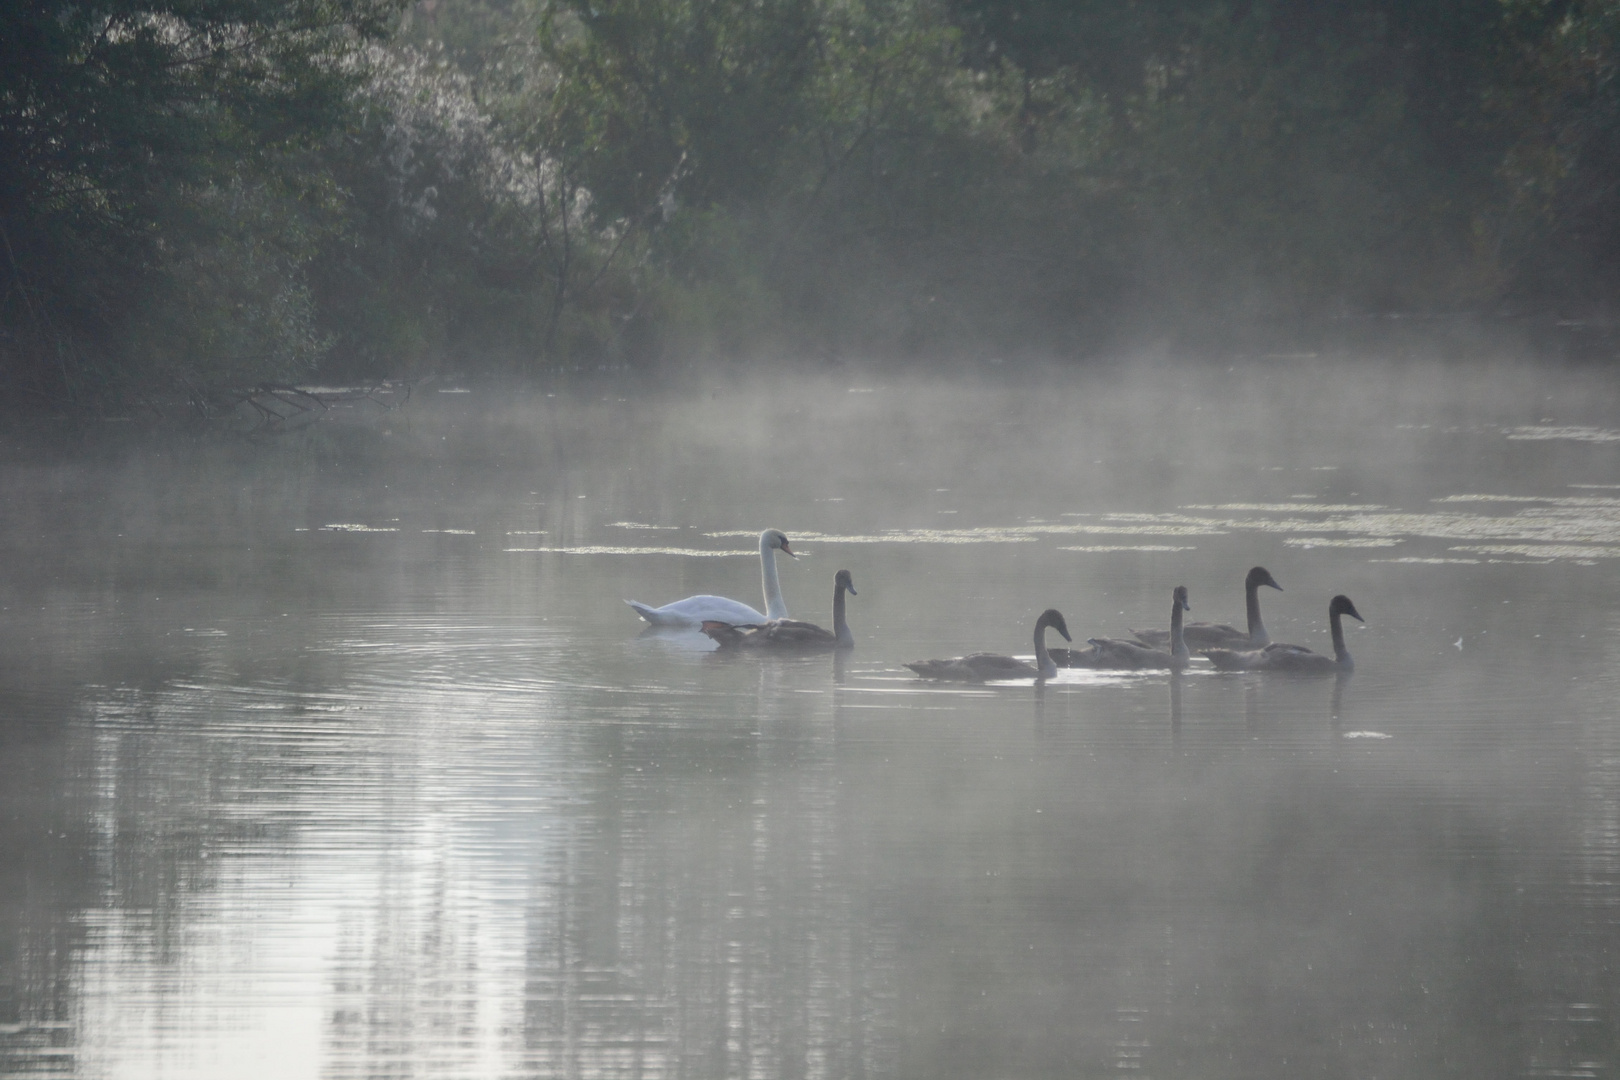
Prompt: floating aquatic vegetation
<box><xmin>706</xmin><ymin>523</ymin><xmax>1222</xmax><ymax>544</ymax></box>
<box><xmin>1434</xmin><ymin>494</ymin><xmax>1620</xmax><ymax>507</ymax></box>
<box><xmin>1369</xmin><ymin>557</ymin><xmax>1482</xmax><ymax>564</ymax></box>
<box><xmin>1180</xmin><ymin>504</ymin><xmax>1389</xmax><ymax>513</ymax></box>
<box><xmin>1057</xmin><ymin>545</ymin><xmax>1199</xmax><ymax>553</ymax></box>
<box><xmin>505</xmin><ymin>546</ymin><xmax>756</xmax><ymax>556</ymax></box>
<box><xmin>1285</xmin><ymin>537</ymin><xmax>1403</xmax><ymax>548</ymax></box>
<box><xmin>1507</xmin><ymin>425</ymin><xmax>1620</xmax><ymax>442</ymax></box>
<box><xmin>697</xmin><ymin>492</ymin><xmax>1620</xmax><ymax>557</ymax></box>
<box><xmin>1127</xmin><ymin>506</ymin><xmax>1620</xmax><ymax>545</ymax></box>
<box><xmin>1449</xmin><ymin>544</ymin><xmax>1620</xmax><ymax>560</ymax></box>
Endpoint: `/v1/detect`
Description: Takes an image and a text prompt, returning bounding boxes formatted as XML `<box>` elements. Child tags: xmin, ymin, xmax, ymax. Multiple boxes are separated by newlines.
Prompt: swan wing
<box><xmin>1201</xmin><ymin>647</ymin><xmax>1267</xmax><ymax>670</ymax></box>
<box><xmin>627</xmin><ymin>595</ymin><xmax>769</xmax><ymax>627</ymax></box>
<box><xmin>960</xmin><ymin>652</ymin><xmax>1040</xmax><ymax>679</ymax></box>
<box><xmin>700</xmin><ymin>620</ymin><xmax>766</xmax><ymax>647</ymax></box>
<box><xmin>1077</xmin><ymin>638</ymin><xmax>1173</xmax><ymax>670</ymax></box>
<box><xmin>906</xmin><ymin>659</ymin><xmax>974</xmax><ymax>680</ymax></box>
<box><xmin>735</xmin><ymin>619</ymin><xmax>837</xmax><ymax>649</ymax></box>
<box><xmin>1258</xmin><ymin>648</ymin><xmax>1338</xmax><ymax>673</ymax></box>
<box><xmin>907</xmin><ymin>653</ymin><xmax>1037</xmax><ymax>680</ymax></box>
<box><xmin>1204</xmin><ymin>641</ymin><xmax>1337</xmax><ymax>672</ymax></box>
<box><xmin>1134</xmin><ymin>621</ymin><xmax>1249</xmax><ymax>649</ymax></box>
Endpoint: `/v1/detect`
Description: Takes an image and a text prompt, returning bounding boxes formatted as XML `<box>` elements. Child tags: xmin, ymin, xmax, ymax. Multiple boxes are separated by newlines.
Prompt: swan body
<box><xmin>1131</xmin><ymin>566</ymin><xmax>1280</xmax><ymax>649</ymax></box>
<box><xmin>1058</xmin><ymin>586</ymin><xmax>1191</xmax><ymax>670</ymax></box>
<box><xmin>907</xmin><ymin>609</ymin><xmax>1071</xmax><ymax>682</ymax></box>
<box><xmin>626</xmin><ymin>529</ymin><xmax>794</xmax><ymax>628</ymax></box>
<box><xmin>1203</xmin><ymin>594</ymin><xmax>1363</xmax><ymax>673</ymax></box>
<box><xmin>702</xmin><ymin>570</ymin><xmax>857</xmax><ymax>651</ymax></box>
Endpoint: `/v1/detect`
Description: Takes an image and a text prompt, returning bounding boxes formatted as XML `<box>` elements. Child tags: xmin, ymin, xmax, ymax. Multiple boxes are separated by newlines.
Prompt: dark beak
<box><xmin>781</xmin><ymin>540</ymin><xmax>797</xmax><ymax>558</ymax></box>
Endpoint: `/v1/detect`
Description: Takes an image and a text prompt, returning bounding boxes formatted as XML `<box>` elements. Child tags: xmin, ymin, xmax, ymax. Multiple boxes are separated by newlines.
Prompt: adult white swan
<box><xmin>625</xmin><ymin>529</ymin><xmax>795</xmax><ymax>628</ymax></box>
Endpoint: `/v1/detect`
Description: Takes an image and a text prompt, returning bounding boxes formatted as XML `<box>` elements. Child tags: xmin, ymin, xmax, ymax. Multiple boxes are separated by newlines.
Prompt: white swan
<box><xmin>625</xmin><ymin>529</ymin><xmax>795</xmax><ymax>628</ymax></box>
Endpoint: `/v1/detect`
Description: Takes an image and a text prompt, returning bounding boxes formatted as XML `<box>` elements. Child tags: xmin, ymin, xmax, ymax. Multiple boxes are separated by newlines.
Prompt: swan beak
<box><xmin>780</xmin><ymin>540</ymin><xmax>797</xmax><ymax>558</ymax></box>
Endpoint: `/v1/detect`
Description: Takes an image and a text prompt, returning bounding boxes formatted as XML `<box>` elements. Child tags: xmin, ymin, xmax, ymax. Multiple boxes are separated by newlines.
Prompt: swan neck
<box><xmin>833</xmin><ymin>584</ymin><xmax>852</xmax><ymax>648</ymax></box>
<box><xmin>1330</xmin><ymin>609</ymin><xmax>1350</xmax><ymax>664</ymax></box>
<box><xmin>1035</xmin><ymin>622</ymin><xmax>1057</xmax><ymax>679</ymax></box>
<box><xmin>1245</xmin><ymin>580</ymin><xmax>1269</xmax><ymax>645</ymax></box>
<box><xmin>760</xmin><ymin>541</ymin><xmax>788</xmax><ymax>620</ymax></box>
<box><xmin>1170</xmin><ymin>597</ymin><xmax>1189</xmax><ymax>660</ymax></box>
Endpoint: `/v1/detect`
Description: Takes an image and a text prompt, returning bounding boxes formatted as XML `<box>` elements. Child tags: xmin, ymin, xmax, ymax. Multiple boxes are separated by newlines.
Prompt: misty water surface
<box><xmin>3</xmin><ymin>356</ymin><xmax>1620</xmax><ymax>1079</ymax></box>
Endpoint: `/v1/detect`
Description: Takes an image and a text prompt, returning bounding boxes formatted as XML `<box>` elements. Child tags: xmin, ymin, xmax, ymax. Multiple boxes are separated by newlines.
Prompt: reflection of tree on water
<box><xmin>491</xmin><ymin>655</ymin><xmax>894</xmax><ymax>1079</ymax></box>
<box><xmin>0</xmin><ymin>700</ymin><xmax>97</xmax><ymax>1073</ymax></box>
<box><xmin>0</xmin><ymin>617</ymin><xmax>348</xmax><ymax>1075</ymax></box>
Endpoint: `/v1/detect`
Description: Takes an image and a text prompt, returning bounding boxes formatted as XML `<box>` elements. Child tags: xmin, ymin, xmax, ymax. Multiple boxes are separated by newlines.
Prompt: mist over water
<box><xmin>3</xmin><ymin>355</ymin><xmax>1620</xmax><ymax>1078</ymax></box>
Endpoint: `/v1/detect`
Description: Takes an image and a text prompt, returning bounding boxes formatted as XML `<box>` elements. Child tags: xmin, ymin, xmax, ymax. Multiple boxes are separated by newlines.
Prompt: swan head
<box><xmin>1329</xmin><ymin>594</ymin><xmax>1364</xmax><ymax>622</ymax></box>
<box><xmin>1247</xmin><ymin>566</ymin><xmax>1282</xmax><ymax>591</ymax></box>
<box><xmin>1036</xmin><ymin>608</ymin><xmax>1072</xmax><ymax>642</ymax></box>
<box><xmin>761</xmin><ymin>529</ymin><xmax>796</xmax><ymax>558</ymax></box>
<box><xmin>1173</xmin><ymin>584</ymin><xmax>1189</xmax><ymax>611</ymax></box>
<box><xmin>835</xmin><ymin>569</ymin><xmax>856</xmax><ymax>595</ymax></box>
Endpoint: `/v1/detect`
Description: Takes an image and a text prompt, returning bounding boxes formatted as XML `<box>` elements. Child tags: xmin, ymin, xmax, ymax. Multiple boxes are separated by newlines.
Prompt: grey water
<box><xmin>3</xmin><ymin>356</ymin><xmax>1620</xmax><ymax>1079</ymax></box>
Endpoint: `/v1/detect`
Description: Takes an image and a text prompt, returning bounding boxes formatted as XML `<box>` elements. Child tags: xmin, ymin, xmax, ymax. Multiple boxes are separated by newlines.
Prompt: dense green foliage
<box><xmin>0</xmin><ymin>0</ymin><xmax>401</xmax><ymax>401</ymax></box>
<box><xmin>4</xmin><ymin>0</ymin><xmax>1620</xmax><ymax>403</ymax></box>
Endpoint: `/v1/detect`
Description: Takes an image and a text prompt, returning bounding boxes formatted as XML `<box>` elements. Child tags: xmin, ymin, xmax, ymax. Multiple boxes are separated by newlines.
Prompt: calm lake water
<box><xmin>3</xmin><ymin>356</ymin><xmax>1620</xmax><ymax>1079</ymax></box>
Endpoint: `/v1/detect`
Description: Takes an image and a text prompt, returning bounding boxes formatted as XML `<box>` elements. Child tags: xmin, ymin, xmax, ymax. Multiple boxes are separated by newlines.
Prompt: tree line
<box><xmin>3</xmin><ymin>0</ymin><xmax>1618</xmax><ymax>405</ymax></box>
